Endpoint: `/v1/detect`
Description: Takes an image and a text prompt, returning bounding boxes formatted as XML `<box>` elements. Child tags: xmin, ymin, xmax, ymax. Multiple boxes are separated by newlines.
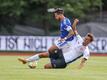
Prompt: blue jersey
<box><xmin>60</xmin><ymin>17</ymin><xmax>74</xmax><ymax>41</ymax></box>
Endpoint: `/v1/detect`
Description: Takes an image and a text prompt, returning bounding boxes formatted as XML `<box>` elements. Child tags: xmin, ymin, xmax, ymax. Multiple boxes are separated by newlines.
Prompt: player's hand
<box><xmin>59</xmin><ymin>38</ymin><xmax>65</xmax><ymax>42</ymax></box>
<box><xmin>74</xmin><ymin>18</ymin><xmax>79</xmax><ymax>23</ymax></box>
<box><xmin>78</xmin><ymin>63</ymin><xmax>84</xmax><ymax>69</ymax></box>
<box><xmin>57</xmin><ymin>37</ymin><xmax>63</xmax><ymax>42</ymax></box>
<box><xmin>59</xmin><ymin>37</ymin><xmax>67</xmax><ymax>42</ymax></box>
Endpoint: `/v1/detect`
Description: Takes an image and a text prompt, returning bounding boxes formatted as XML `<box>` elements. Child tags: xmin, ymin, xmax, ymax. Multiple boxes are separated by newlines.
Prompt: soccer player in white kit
<box><xmin>18</xmin><ymin>18</ymin><xmax>94</xmax><ymax>69</ymax></box>
<box><xmin>63</xmin><ymin>32</ymin><xmax>94</xmax><ymax>69</ymax></box>
<box><xmin>44</xmin><ymin>29</ymin><xmax>94</xmax><ymax>69</ymax></box>
<box><xmin>45</xmin><ymin>32</ymin><xmax>94</xmax><ymax>69</ymax></box>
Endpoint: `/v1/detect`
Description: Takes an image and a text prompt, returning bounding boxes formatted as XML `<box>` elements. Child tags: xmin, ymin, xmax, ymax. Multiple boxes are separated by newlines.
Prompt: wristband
<box><xmin>64</xmin><ymin>37</ymin><xmax>67</xmax><ymax>40</ymax></box>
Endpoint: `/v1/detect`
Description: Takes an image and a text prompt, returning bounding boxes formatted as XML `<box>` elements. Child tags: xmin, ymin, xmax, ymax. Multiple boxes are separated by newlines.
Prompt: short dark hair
<box><xmin>87</xmin><ymin>33</ymin><xmax>94</xmax><ymax>42</ymax></box>
<box><xmin>54</xmin><ymin>8</ymin><xmax>64</xmax><ymax>14</ymax></box>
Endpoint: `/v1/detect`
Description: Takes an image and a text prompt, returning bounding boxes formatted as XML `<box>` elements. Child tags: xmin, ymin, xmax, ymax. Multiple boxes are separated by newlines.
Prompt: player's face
<box><xmin>83</xmin><ymin>36</ymin><xmax>91</xmax><ymax>46</ymax></box>
<box><xmin>54</xmin><ymin>13</ymin><xmax>60</xmax><ymax>20</ymax></box>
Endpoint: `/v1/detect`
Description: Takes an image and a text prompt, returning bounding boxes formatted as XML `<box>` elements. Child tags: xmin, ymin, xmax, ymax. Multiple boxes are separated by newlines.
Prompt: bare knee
<box><xmin>44</xmin><ymin>64</ymin><xmax>53</xmax><ymax>69</ymax></box>
<box><xmin>44</xmin><ymin>65</ymin><xmax>49</xmax><ymax>69</ymax></box>
<box><xmin>48</xmin><ymin>45</ymin><xmax>58</xmax><ymax>53</ymax></box>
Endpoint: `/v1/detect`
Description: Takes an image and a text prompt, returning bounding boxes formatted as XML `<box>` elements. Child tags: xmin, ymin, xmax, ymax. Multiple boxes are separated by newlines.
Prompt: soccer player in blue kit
<box><xmin>49</xmin><ymin>8</ymin><xmax>76</xmax><ymax>53</ymax></box>
<box><xmin>18</xmin><ymin>8</ymin><xmax>78</xmax><ymax>68</ymax></box>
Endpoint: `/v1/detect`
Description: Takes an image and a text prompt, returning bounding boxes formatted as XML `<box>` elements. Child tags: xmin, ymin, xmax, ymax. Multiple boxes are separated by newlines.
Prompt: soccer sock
<box><xmin>26</xmin><ymin>54</ymin><xmax>40</xmax><ymax>62</ymax></box>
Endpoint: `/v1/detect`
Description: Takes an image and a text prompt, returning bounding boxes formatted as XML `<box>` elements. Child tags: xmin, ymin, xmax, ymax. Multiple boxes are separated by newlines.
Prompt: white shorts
<box><xmin>54</xmin><ymin>36</ymin><xmax>77</xmax><ymax>53</ymax></box>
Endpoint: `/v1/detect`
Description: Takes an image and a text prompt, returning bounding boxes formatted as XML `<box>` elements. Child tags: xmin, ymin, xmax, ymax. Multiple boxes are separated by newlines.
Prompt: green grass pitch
<box><xmin>0</xmin><ymin>56</ymin><xmax>107</xmax><ymax>80</ymax></box>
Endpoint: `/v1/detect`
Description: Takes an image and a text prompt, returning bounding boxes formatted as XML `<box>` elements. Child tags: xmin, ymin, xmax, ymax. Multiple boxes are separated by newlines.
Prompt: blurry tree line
<box><xmin>0</xmin><ymin>0</ymin><xmax>104</xmax><ymax>35</ymax></box>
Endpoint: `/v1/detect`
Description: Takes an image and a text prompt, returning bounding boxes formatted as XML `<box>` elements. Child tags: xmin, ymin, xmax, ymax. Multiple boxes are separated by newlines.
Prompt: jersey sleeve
<box><xmin>63</xmin><ymin>19</ymin><xmax>72</xmax><ymax>31</ymax></box>
<box><xmin>82</xmin><ymin>47</ymin><xmax>90</xmax><ymax>60</ymax></box>
<box><xmin>76</xmin><ymin>35</ymin><xmax>83</xmax><ymax>43</ymax></box>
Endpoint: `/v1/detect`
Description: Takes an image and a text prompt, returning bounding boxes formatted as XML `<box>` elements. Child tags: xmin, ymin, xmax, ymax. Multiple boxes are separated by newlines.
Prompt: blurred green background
<box><xmin>0</xmin><ymin>0</ymin><xmax>106</xmax><ymax>35</ymax></box>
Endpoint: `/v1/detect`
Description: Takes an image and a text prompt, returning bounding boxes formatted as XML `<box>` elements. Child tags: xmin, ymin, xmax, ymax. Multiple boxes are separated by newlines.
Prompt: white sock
<box><xmin>26</xmin><ymin>54</ymin><xmax>40</xmax><ymax>62</ymax></box>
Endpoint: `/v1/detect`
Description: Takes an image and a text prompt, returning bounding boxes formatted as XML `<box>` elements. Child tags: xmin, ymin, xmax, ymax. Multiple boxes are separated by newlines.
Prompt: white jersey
<box><xmin>54</xmin><ymin>36</ymin><xmax>77</xmax><ymax>53</ymax></box>
<box><xmin>63</xmin><ymin>35</ymin><xmax>90</xmax><ymax>64</ymax></box>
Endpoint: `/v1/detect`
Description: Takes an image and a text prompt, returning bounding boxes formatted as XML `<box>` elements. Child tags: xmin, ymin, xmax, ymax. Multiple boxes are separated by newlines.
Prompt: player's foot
<box><xmin>18</xmin><ymin>58</ymin><xmax>27</xmax><ymax>64</ymax></box>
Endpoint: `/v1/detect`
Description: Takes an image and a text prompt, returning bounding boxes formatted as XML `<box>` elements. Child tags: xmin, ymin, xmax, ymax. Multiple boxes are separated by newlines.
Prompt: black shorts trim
<box><xmin>49</xmin><ymin>49</ymin><xmax>67</xmax><ymax>68</ymax></box>
<box><xmin>67</xmin><ymin>54</ymin><xmax>83</xmax><ymax>64</ymax></box>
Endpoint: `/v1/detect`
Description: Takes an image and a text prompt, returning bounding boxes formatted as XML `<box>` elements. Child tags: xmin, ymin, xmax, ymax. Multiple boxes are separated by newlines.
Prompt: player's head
<box><xmin>53</xmin><ymin>8</ymin><xmax>64</xmax><ymax>21</ymax></box>
<box><xmin>83</xmin><ymin>33</ymin><xmax>94</xmax><ymax>46</ymax></box>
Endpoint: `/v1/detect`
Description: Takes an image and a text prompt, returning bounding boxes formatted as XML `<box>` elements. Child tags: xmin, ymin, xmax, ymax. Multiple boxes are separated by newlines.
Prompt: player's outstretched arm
<box><xmin>72</xmin><ymin>18</ymin><xmax>79</xmax><ymax>35</ymax></box>
<box><xmin>78</xmin><ymin>58</ymin><xmax>87</xmax><ymax>69</ymax></box>
<box><xmin>65</xmin><ymin>29</ymin><xmax>75</xmax><ymax>39</ymax></box>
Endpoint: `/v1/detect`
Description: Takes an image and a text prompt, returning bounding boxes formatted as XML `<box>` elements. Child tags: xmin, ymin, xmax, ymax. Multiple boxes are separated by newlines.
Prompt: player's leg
<box><xmin>27</xmin><ymin>44</ymin><xmax>58</xmax><ymax>60</ymax></box>
<box><xmin>18</xmin><ymin>43</ymin><xmax>59</xmax><ymax>66</ymax></box>
<box><xmin>18</xmin><ymin>45</ymin><xmax>58</xmax><ymax>64</ymax></box>
<box><xmin>48</xmin><ymin>45</ymin><xmax>59</xmax><ymax>53</ymax></box>
<box><xmin>18</xmin><ymin>52</ymin><xmax>49</xmax><ymax>64</ymax></box>
<box><xmin>44</xmin><ymin>63</ymin><xmax>53</xmax><ymax>69</ymax></box>
<box><xmin>47</xmin><ymin>49</ymin><xmax>67</xmax><ymax>69</ymax></box>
